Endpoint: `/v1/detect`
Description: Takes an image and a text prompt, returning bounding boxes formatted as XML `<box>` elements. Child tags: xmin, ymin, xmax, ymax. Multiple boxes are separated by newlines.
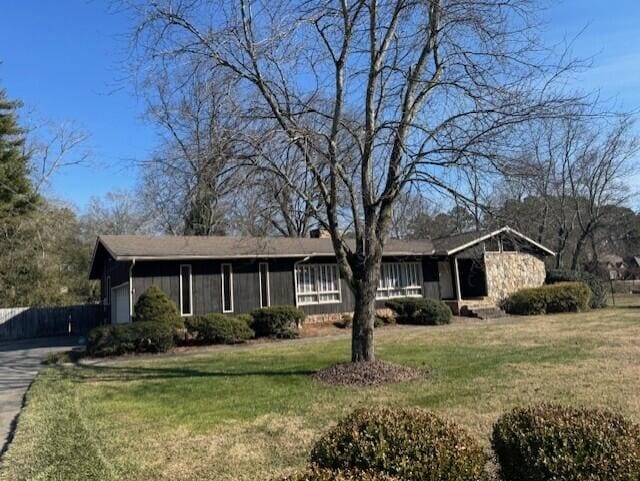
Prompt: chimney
<box><xmin>309</xmin><ymin>228</ymin><xmax>332</xmax><ymax>239</ymax></box>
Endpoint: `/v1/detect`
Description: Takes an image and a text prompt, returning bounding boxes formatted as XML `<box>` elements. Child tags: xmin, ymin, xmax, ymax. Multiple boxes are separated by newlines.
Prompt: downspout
<box><xmin>293</xmin><ymin>256</ymin><xmax>311</xmax><ymax>307</ymax></box>
<box><xmin>129</xmin><ymin>258</ymin><xmax>136</xmax><ymax>322</ymax></box>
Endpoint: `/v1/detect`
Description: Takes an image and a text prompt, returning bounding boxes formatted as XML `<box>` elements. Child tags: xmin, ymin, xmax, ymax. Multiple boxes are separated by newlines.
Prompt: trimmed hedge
<box><xmin>87</xmin><ymin>321</ymin><xmax>174</xmax><ymax>357</ymax></box>
<box><xmin>280</xmin><ymin>467</ymin><xmax>397</xmax><ymax>481</ymax></box>
<box><xmin>250</xmin><ymin>305</ymin><xmax>304</xmax><ymax>338</ymax></box>
<box><xmin>546</xmin><ymin>269</ymin><xmax>607</xmax><ymax>308</ymax></box>
<box><xmin>310</xmin><ymin>407</ymin><xmax>488</xmax><ymax>481</ymax></box>
<box><xmin>185</xmin><ymin>314</ymin><xmax>254</xmax><ymax>344</ymax></box>
<box><xmin>492</xmin><ymin>404</ymin><xmax>640</xmax><ymax>481</ymax></box>
<box><xmin>385</xmin><ymin>297</ymin><xmax>452</xmax><ymax>325</ymax></box>
<box><xmin>505</xmin><ymin>282</ymin><xmax>591</xmax><ymax>315</ymax></box>
<box><xmin>133</xmin><ymin>285</ymin><xmax>183</xmax><ymax>330</ymax></box>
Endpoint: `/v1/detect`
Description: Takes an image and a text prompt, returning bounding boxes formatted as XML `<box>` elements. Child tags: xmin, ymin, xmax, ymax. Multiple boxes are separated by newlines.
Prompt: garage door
<box><xmin>111</xmin><ymin>283</ymin><xmax>130</xmax><ymax>324</ymax></box>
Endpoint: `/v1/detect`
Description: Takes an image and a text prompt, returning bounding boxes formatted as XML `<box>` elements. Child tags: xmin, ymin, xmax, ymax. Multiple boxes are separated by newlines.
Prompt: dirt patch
<box><xmin>311</xmin><ymin>360</ymin><xmax>425</xmax><ymax>387</ymax></box>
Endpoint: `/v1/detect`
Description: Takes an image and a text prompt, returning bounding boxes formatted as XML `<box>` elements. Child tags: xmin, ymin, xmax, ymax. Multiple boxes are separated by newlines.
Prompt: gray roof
<box><xmin>95</xmin><ymin>234</ymin><xmax>435</xmax><ymax>261</ymax></box>
<box><xmin>432</xmin><ymin>226</ymin><xmax>555</xmax><ymax>256</ymax></box>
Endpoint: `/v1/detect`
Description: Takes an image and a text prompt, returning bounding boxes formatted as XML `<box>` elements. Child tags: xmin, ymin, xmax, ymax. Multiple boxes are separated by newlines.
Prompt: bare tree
<box><xmin>80</xmin><ymin>189</ymin><xmax>153</xmax><ymax>240</ymax></box>
<box><xmin>24</xmin><ymin>117</ymin><xmax>91</xmax><ymax>193</ymax></box>
<box><xmin>128</xmin><ymin>0</ymin><xmax>583</xmax><ymax>361</ymax></box>
<box><xmin>139</xmin><ymin>69</ymin><xmax>250</xmax><ymax>235</ymax></box>
<box><xmin>566</xmin><ymin>116</ymin><xmax>638</xmax><ymax>269</ymax></box>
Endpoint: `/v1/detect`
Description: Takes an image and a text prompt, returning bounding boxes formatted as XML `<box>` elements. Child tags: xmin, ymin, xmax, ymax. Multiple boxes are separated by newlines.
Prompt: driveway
<box><xmin>0</xmin><ymin>337</ymin><xmax>82</xmax><ymax>455</ymax></box>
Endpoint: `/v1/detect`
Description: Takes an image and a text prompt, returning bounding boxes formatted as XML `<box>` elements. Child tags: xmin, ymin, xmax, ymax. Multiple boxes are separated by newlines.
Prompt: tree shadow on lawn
<box><xmin>65</xmin><ymin>363</ymin><xmax>317</xmax><ymax>384</ymax></box>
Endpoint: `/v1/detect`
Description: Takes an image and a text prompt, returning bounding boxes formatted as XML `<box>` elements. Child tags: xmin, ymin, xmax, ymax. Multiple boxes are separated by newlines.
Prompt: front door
<box><xmin>438</xmin><ymin>261</ymin><xmax>454</xmax><ymax>299</ymax></box>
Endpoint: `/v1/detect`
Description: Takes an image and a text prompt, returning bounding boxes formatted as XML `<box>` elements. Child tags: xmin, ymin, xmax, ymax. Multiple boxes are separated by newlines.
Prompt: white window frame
<box><xmin>259</xmin><ymin>262</ymin><xmax>270</xmax><ymax>307</ymax></box>
<box><xmin>179</xmin><ymin>264</ymin><xmax>193</xmax><ymax>317</ymax></box>
<box><xmin>376</xmin><ymin>262</ymin><xmax>423</xmax><ymax>300</ymax></box>
<box><xmin>221</xmin><ymin>263</ymin><xmax>234</xmax><ymax>313</ymax></box>
<box><xmin>294</xmin><ymin>263</ymin><xmax>341</xmax><ymax>306</ymax></box>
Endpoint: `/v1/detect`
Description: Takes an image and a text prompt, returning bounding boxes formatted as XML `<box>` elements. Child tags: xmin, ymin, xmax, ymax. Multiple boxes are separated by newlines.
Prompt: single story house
<box><xmin>88</xmin><ymin>226</ymin><xmax>555</xmax><ymax>324</ymax></box>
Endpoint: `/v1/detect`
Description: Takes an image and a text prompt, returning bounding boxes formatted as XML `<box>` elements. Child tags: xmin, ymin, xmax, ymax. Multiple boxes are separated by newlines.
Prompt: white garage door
<box><xmin>111</xmin><ymin>283</ymin><xmax>130</xmax><ymax>324</ymax></box>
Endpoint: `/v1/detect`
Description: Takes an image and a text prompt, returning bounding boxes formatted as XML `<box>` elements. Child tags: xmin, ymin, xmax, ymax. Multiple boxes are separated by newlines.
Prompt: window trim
<box><xmin>259</xmin><ymin>262</ymin><xmax>270</xmax><ymax>308</ymax></box>
<box><xmin>179</xmin><ymin>264</ymin><xmax>193</xmax><ymax>317</ymax></box>
<box><xmin>376</xmin><ymin>261</ymin><xmax>423</xmax><ymax>300</ymax></box>
<box><xmin>294</xmin><ymin>263</ymin><xmax>342</xmax><ymax>306</ymax></box>
<box><xmin>221</xmin><ymin>263</ymin><xmax>234</xmax><ymax>313</ymax></box>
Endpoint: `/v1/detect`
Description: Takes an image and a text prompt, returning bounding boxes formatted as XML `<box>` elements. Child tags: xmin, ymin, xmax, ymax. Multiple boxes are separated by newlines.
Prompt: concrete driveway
<box><xmin>0</xmin><ymin>337</ymin><xmax>82</xmax><ymax>455</ymax></box>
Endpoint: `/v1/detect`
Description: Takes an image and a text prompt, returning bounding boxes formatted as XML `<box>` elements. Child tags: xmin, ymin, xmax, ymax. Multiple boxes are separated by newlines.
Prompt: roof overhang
<box><xmin>441</xmin><ymin>226</ymin><xmax>556</xmax><ymax>257</ymax></box>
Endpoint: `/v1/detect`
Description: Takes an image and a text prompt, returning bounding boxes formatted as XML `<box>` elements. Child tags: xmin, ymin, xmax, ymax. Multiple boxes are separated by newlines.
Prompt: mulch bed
<box><xmin>311</xmin><ymin>360</ymin><xmax>425</xmax><ymax>386</ymax></box>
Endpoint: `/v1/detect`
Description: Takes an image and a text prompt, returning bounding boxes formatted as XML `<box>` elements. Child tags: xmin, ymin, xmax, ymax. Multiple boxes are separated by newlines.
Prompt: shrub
<box><xmin>133</xmin><ymin>285</ymin><xmax>183</xmax><ymax>330</ymax></box>
<box><xmin>279</xmin><ymin>467</ymin><xmax>397</xmax><ymax>481</ymax></box>
<box><xmin>492</xmin><ymin>404</ymin><xmax>640</xmax><ymax>481</ymax></box>
<box><xmin>546</xmin><ymin>269</ymin><xmax>607</xmax><ymax>308</ymax></box>
<box><xmin>385</xmin><ymin>297</ymin><xmax>452</xmax><ymax>325</ymax></box>
<box><xmin>334</xmin><ymin>314</ymin><xmax>352</xmax><ymax>329</ymax></box>
<box><xmin>310</xmin><ymin>407</ymin><xmax>488</xmax><ymax>481</ymax></box>
<box><xmin>250</xmin><ymin>305</ymin><xmax>304</xmax><ymax>338</ymax></box>
<box><xmin>185</xmin><ymin>314</ymin><xmax>254</xmax><ymax>344</ymax></box>
<box><xmin>505</xmin><ymin>282</ymin><xmax>591</xmax><ymax>315</ymax></box>
<box><xmin>87</xmin><ymin>321</ymin><xmax>174</xmax><ymax>357</ymax></box>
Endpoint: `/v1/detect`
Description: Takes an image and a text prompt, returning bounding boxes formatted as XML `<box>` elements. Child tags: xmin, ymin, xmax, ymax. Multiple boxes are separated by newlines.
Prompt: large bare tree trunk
<box><xmin>351</xmin><ymin>276</ymin><xmax>378</xmax><ymax>362</ymax></box>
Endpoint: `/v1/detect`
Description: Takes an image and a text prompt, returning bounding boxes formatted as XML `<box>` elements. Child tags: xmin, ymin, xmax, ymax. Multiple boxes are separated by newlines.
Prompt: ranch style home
<box><xmin>88</xmin><ymin>226</ymin><xmax>555</xmax><ymax>324</ymax></box>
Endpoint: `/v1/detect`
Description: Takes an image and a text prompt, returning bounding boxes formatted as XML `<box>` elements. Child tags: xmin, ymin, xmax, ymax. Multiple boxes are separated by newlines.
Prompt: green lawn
<box><xmin>2</xmin><ymin>300</ymin><xmax>640</xmax><ymax>481</ymax></box>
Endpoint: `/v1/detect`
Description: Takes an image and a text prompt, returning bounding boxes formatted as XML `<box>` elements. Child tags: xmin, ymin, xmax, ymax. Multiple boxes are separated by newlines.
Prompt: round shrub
<box><xmin>279</xmin><ymin>467</ymin><xmax>397</xmax><ymax>481</ymax></box>
<box><xmin>310</xmin><ymin>407</ymin><xmax>488</xmax><ymax>481</ymax></box>
<box><xmin>492</xmin><ymin>404</ymin><xmax>640</xmax><ymax>481</ymax></box>
<box><xmin>504</xmin><ymin>282</ymin><xmax>591</xmax><ymax>315</ymax></box>
<box><xmin>87</xmin><ymin>321</ymin><xmax>174</xmax><ymax>357</ymax></box>
<box><xmin>250</xmin><ymin>305</ymin><xmax>305</xmax><ymax>338</ymax></box>
<box><xmin>546</xmin><ymin>269</ymin><xmax>607</xmax><ymax>308</ymax></box>
<box><xmin>385</xmin><ymin>297</ymin><xmax>452</xmax><ymax>325</ymax></box>
<box><xmin>133</xmin><ymin>285</ymin><xmax>183</xmax><ymax>330</ymax></box>
<box><xmin>185</xmin><ymin>314</ymin><xmax>254</xmax><ymax>344</ymax></box>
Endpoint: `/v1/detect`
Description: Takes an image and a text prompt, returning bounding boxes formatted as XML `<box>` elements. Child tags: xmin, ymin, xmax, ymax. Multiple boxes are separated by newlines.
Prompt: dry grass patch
<box><xmin>2</xmin><ymin>299</ymin><xmax>640</xmax><ymax>480</ymax></box>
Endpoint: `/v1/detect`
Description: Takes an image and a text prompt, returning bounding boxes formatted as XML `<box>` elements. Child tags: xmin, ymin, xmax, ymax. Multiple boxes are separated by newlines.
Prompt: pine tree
<box><xmin>0</xmin><ymin>88</ymin><xmax>38</xmax><ymax>218</ymax></box>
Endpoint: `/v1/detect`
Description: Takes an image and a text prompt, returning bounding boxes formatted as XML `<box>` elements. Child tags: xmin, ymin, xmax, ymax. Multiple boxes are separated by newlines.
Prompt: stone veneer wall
<box><xmin>484</xmin><ymin>251</ymin><xmax>546</xmax><ymax>304</ymax></box>
<box><xmin>305</xmin><ymin>308</ymin><xmax>395</xmax><ymax>325</ymax></box>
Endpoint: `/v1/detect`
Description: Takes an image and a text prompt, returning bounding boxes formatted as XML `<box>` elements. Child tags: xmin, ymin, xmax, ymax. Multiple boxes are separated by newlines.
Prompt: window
<box><xmin>259</xmin><ymin>263</ymin><xmax>270</xmax><ymax>307</ymax></box>
<box><xmin>222</xmin><ymin>263</ymin><xmax>233</xmax><ymax>312</ymax></box>
<box><xmin>105</xmin><ymin>276</ymin><xmax>111</xmax><ymax>305</ymax></box>
<box><xmin>295</xmin><ymin>263</ymin><xmax>341</xmax><ymax>305</ymax></box>
<box><xmin>376</xmin><ymin>262</ymin><xmax>423</xmax><ymax>299</ymax></box>
<box><xmin>180</xmin><ymin>265</ymin><xmax>192</xmax><ymax>316</ymax></box>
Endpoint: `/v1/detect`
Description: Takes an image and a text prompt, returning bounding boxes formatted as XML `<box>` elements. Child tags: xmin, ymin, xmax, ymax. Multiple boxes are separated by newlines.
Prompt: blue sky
<box><xmin>0</xmin><ymin>0</ymin><xmax>639</xmax><ymax>212</ymax></box>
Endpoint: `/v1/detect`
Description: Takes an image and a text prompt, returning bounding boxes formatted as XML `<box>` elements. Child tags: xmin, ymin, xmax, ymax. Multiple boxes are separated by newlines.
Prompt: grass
<box><xmin>2</xmin><ymin>299</ymin><xmax>640</xmax><ymax>480</ymax></box>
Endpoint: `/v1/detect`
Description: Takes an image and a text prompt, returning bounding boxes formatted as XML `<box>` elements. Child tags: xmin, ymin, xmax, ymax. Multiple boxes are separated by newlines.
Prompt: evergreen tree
<box><xmin>0</xmin><ymin>89</ymin><xmax>38</xmax><ymax>218</ymax></box>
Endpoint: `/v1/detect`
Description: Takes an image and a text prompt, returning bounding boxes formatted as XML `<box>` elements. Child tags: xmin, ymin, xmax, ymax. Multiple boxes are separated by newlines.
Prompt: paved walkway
<box><xmin>0</xmin><ymin>337</ymin><xmax>81</xmax><ymax>455</ymax></box>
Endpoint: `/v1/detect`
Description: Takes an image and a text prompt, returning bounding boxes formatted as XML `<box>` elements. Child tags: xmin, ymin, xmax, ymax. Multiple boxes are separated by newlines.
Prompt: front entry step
<box><xmin>459</xmin><ymin>305</ymin><xmax>508</xmax><ymax>320</ymax></box>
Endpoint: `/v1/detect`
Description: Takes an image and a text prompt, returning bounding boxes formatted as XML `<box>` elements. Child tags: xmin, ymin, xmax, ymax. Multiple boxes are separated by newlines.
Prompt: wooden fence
<box><xmin>0</xmin><ymin>304</ymin><xmax>106</xmax><ymax>341</ymax></box>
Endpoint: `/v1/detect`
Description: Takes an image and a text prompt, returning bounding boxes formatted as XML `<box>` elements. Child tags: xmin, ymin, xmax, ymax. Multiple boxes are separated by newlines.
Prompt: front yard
<box><xmin>2</xmin><ymin>301</ymin><xmax>640</xmax><ymax>481</ymax></box>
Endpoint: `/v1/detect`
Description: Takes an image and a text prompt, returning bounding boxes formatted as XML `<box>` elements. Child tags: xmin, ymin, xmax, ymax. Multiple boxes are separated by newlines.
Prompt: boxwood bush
<box><xmin>546</xmin><ymin>269</ymin><xmax>607</xmax><ymax>308</ymax></box>
<box><xmin>250</xmin><ymin>305</ymin><xmax>304</xmax><ymax>338</ymax></box>
<box><xmin>133</xmin><ymin>285</ymin><xmax>183</xmax><ymax>330</ymax></box>
<box><xmin>185</xmin><ymin>314</ymin><xmax>254</xmax><ymax>344</ymax></box>
<box><xmin>385</xmin><ymin>297</ymin><xmax>452</xmax><ymax>325</ymax></box>
<box><xmin>505</xmin><ymin>282</ymin><xmax>591</xmax><ymax>315</ymax></box>
<box><xmin>87</xmin><ymin>321</ymin><xmax>174</xmax><ymax>357</ymax></box>
<box><xmin>310</xmin><ymin>407</ymin><xmax>488</xmax><ymax>481</ymax></box>
<box><xmin>492</xmin><ymin>404</ymin><xmax>640</xmax><ymax>481</ymax></box>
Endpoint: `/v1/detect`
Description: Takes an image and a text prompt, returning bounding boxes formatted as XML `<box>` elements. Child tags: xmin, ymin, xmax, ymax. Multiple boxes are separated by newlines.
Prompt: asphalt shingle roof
<box><xmin>96</xmin><ymin>235</ymin><xmax>435</xmax><ymax>260</ymax></box>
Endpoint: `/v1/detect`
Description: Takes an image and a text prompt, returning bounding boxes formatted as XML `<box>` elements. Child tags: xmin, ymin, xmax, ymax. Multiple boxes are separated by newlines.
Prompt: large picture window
<box><xmin>376</xmin><ymin>262</ymin><xmax>423</xmax><ymax>299</ymax></box>
<box><xmin>295</xmin><ymin>264</ymin><xmax>341</xmax><ymax>305</ymax></box>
